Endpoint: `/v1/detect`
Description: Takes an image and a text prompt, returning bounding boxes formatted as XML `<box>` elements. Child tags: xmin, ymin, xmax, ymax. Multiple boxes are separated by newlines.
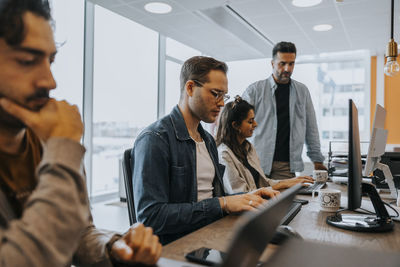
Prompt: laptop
<box><xmin>220</xmin><ymin>184</ymin><xmax>302</xmax><ymax>267</ymax></box>
<box><xmin>156</xmin><ymin>184</ymin><xmax>302</xmax><ymax>267</ymax></box>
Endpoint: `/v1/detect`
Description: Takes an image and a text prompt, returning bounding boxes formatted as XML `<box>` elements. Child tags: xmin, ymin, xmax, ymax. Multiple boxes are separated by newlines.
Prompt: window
<box><xmin>333</xmin><ymin>131</ymin><xmax>346</xmax><ymax>139</ymax></box>
<box><xmin>166</xmin><ymin>37</ymin><xmax>200</xmax><ymax>62</ymax></box>
<box><xmin>49</xmin><ymin>0</ymin><xmax>84</xmax><ymax>110</ymax></box>
<box><xmin>323</xmin><ymin>108</ymin><xmax>330</xmax><ymax>116</ymax></box>
<box><xmin>165</xmin><ymin>60</ymin><xmax>182</xmax><ymax>114</ymax></box>
<box><xmin>226</xmin><ymin>58</ymin><xmax>271</xmax><ymax>97</ymax></box>
<box><xmin>165</xmin><ymin>38</ymin><xmax>200</xmax><ymax>115</ymax></box>
<box><xmin>322</xmin><ymin>131</ymin><xmax>330</xmax><ymax>139</ymax></box>
<box><xmin>293</xmin><ymin>51</ymin><xmax>370</xmax><ymax>157</ymax></box>
<box><xmin>333</xmin><ymin>108</ymin><xmax>347</xmax><ymax>116</ymax></box>
<box><xmin>92</xmin><ymin>6</ymin><xmax>158</xmax><ymax>197</ymax></box>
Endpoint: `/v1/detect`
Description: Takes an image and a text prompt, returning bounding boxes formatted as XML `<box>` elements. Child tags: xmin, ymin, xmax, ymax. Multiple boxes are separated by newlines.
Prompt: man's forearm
<box><xmin>0</xmin><ymin>138</ymin><xmax>90</xmax><ymax>267</ymax></box>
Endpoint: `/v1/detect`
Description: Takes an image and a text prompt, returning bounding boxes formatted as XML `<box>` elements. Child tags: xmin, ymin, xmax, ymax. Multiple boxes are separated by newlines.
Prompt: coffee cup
<box><xmin>318</xmin><ymin>189</ymin><xmax>341</xmax><ymax>212</ymax></box>
<box><xmin>313</xmin><ymin>170</ymin><xmax>328</xmax><ymax>183</ymax></box>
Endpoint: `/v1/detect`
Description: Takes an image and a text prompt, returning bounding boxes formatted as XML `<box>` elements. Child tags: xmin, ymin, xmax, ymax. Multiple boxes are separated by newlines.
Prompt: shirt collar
<box><xmin>268</xmin><ymin>75</ymin><xmax>291</xmax><ymax>93</ymax></box>
<box><xmin>170</xmin><ymin>105</ymin><xmax>207</xmax><ymax>142</ymax></box>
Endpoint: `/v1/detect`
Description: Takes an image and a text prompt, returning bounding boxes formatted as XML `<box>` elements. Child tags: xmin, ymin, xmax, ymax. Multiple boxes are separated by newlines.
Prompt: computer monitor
<box><xmin>364</xmin><ymin>104</ymin><xmax>387</xmax><ymax>176</ymax></box>
<box><xmin>326</xmin><ymin>99</ymin><xmax>393</xmax><ymax>232</ymax></box>
<box><xmin>363</xmin><ymin>104</ymin><xmax>397</xmax><ymax>199</ymax></box>
<box><xmin>347</xmin><ymin>99</ymin><xmax>363</xmax><ymax>210</ymax></box>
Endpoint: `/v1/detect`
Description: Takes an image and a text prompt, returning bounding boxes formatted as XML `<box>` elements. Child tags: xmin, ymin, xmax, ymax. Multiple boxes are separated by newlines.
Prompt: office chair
<box><xmin>122</xmin><ymin>148</ymin><xmax>136</xmax><ymax>225</ymax></box>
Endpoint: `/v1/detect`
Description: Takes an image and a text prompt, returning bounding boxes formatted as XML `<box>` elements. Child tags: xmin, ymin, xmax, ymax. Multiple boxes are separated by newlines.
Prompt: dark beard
<box><xmin>0</xmin><ymin>106</ymin><xmax>26</xmax><ymax>130</ymax></box>
<box><xmin>0</xmin><ymin>89</ymin><xmax>49</xmax><ymax>129</ymax></box>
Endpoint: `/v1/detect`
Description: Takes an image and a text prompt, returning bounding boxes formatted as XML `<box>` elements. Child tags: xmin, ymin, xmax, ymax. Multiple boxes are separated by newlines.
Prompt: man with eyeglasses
<box><xmin>242</xmin><ymin>41</ymin><xmax>326</xmax><ymax>180</ymax></box>
<box><xmin>132</xmin><ymin>56</ymin><xmax>279</xmax><ymax>245</ymax></box>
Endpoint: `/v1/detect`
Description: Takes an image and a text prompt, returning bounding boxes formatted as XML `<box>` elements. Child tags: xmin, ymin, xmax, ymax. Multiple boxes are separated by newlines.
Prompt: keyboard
<box><xmin>280</xmin><ymin>202</ymin><xmax>302</xmax><ymax>225</ymax></box>
<box><xmin>331</xmin><ymin>176</ymin><xmax>372</xmax><ymax>184</ymax></box>
<box><xmin>270</xmin><ymin>202</ymin><xmax>302</xmax><ymax>245</ymax></box>
<box><xmin>297</xmin><ymin>182</ymin><xmax>326</xmax><ymax>195</ymax></box>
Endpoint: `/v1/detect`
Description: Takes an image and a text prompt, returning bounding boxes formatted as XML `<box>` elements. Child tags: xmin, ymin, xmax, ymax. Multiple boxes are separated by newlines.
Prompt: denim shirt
<box><xmin>242</xmin><ymin>75</ymin><xmax>324</xmax><ymax>175</ymax></box>
<box><xmin>131</xmin><ymin>105</ymin><xmax>225</xmax><ymax>244</ymax></box>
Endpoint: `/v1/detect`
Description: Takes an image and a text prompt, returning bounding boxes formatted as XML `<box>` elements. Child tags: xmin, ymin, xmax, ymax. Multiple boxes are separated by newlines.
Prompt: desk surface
<box><xmin>162</xmin><ymin>183</ymin><xmax>400</xmax><ymax>261</ymax></box>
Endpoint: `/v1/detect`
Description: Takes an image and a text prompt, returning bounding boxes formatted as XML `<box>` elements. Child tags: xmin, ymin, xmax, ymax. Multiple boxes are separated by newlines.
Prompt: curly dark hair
<box><xmin>216</xmin><ymin>96</ymin><xmax>254</xmax><ymax>164</ymax></box>
<box><xmin>0</xmin><ymin>0</ymin><xmax>51</xmax><ymax>46</ymax></box>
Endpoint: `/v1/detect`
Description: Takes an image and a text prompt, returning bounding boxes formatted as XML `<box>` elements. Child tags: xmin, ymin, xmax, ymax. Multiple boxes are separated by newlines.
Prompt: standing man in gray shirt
<box><xmin>242</xmin><ymin>41</ymin><xmax>326</xmax><ymax>180</ymax></box>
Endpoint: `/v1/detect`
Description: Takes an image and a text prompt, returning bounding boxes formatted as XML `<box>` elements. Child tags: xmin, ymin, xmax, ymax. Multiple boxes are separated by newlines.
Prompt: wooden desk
<box><xmin>162</xmin><ymin>183</ymin><xmax>400</xmax><ymax>261</ymax></box>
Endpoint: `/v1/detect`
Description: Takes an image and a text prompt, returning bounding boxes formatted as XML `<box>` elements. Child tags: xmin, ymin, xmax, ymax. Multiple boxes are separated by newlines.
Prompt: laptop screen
<box><xmin>221</xmin><ymin>184</ymin><xmax>301</xmax><ymax>267</ymax></box>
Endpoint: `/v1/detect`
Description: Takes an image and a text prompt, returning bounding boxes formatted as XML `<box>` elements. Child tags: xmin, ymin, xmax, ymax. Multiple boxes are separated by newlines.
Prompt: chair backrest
<box><xmin>122</xmin><ymin>148</ymin><xmax>136</xmax><ymax>225</ymax></box>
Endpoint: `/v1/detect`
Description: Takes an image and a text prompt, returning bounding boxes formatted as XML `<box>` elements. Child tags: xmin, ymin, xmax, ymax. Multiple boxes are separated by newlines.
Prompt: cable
<box><xmin>335</xmin><ymin>208</ymin><xmax>374</xmax><ymax>216</ymax></box>
<box><xmin>357</xmin><ymin>207</ymin><xmax>375</xmax><ymax>215</ymax></box>
<box><xmin>334</xmin><ymin>204</ymin><xmax>398</xmax><ymax>218</ymax></box>
<box><xmin>383</xmin><ymin>201</ymin><xmax>399</xmax><ymax>218</ymax></box>
<box><xmin>391</xmin><ymin>0</ymin><xmax>394</xmax><ymax>39</ymax></box>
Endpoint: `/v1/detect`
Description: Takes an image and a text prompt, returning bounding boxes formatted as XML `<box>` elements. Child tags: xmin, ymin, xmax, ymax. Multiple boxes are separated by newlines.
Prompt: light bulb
<box><xmin>384</xmin><ymin>57</ymin><xmax>400</xmax><ymax>76</ymax></box>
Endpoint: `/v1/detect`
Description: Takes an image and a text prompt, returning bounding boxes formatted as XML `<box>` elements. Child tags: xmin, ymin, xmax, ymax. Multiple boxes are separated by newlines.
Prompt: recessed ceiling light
<box><xmin>144</xmin><ymin>2</ymin><xmax>172</xmax><ymax>14</ymax></box>
<box><xmin>292</xmin><ymin>0</ymin><xmax>322</xmax><ymax>8</ymax></box>
<box><xmin>313</xmin><ymin>24</ymin><xmax>333</xmax><ymax>31</ymax></box>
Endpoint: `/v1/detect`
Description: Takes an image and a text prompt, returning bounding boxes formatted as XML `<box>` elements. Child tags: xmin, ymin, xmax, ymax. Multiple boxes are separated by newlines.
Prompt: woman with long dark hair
<box><xmin>216</xmin><ymin>96</ymin><xmax>313</xmax><ymax>193</ymax></box>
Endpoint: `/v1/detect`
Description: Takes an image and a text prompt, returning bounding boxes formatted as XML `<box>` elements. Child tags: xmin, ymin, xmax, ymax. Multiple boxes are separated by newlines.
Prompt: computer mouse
<box><xmin>270</xmin><ymin>225</ymin><xmax>303</xmax><ymax>245</ymax></box>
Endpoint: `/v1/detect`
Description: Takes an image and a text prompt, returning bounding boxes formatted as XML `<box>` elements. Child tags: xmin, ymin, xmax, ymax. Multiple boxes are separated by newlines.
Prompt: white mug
<box><xmin>313</xmin><ymin>170</ymin><xmax>328</xmax><ymax>183</ymax></box>
<box><xmin>318</xmin><ymin>189</ymin><xmax>341</xmax><ymax>212</ymax></box>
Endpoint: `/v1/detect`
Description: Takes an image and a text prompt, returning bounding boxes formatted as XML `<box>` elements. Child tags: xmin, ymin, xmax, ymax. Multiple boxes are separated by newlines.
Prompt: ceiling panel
<box><xmin>338</xmin><ymin>1</ymin><xmax>390</xmax><ymax>18</ymax></box>
<box><xmin>97</xmin><ymin>2</ymin><xmax>149</xmax><ymax>21</ymax></box>
<box><xmin>152</xmin><ymin>12</ymin><xmax>205</xmax><ymax>31</ymax></box>
<box><xmin>90</xmin><ymin>0</ymin><xmax>399</xmax><ymax>61</ymax></box>
<box><xmin>279</xmin><ymin>0</ymin><xmax>334</xmax><ymax>13</ymax></box>
<box><xmin>230</xmin><ymin>0</ymin><xmax>287</xmax><ymax>17</ymax></box>
<box><xmin>250</xmin><ymin>12</ymin><xmax>299</xmax><ymax>31</ymax></box>
<box><xmin>291</xmin><ymin>7</ymin><xmax>340</xmax><ymax>25</ymax></box>
<box><xmin>170</xmin><ymin>0</ymin><xmax>226</xmax><ymax>11</ymax></box>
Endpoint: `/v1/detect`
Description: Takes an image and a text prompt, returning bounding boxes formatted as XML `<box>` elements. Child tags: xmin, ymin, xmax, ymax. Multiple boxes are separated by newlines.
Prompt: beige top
<box><xmin>218</xmin><ymin>143</ymin><xmax>279</xmax><ymax>194</ymax></box>
<box><xmin>194</xmin><ymin>140</ymin><xmax>215</xmax><ymax>201</ymax></box>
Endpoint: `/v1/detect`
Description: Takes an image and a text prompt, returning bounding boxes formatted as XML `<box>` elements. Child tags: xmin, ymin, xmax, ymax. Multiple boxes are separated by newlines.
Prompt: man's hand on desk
<box><xmin>314</xmin><ymin>162</ymin><xmax>328</xmax><ymax>171</ymax></box>
<box><xmin>110</xmin><ymin>223</ymin><xmax>162</xmax><ymax>266</ymax></box>
<box><xmin>219</xmin><ymin>188</ymin><xmax>280</xmax><ymax>213</ymax></box>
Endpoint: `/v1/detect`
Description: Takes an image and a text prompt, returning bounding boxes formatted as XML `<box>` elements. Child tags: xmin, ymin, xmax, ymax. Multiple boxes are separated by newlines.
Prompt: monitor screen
<box><xmin>363</xmin><ymin>104</ymin><xmax>387</xmax><ymax>176</ymax></box>
<box><xmin>348</xmin><ymin>99</ymin><xmax>363</xmax><ymax>210</ymax></box>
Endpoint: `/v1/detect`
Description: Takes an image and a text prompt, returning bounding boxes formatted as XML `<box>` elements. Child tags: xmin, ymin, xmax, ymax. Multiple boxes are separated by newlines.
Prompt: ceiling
<box><xmin>89</xmin><ymin>0</ymin><xmax>400</xmax><ymax>61</ymax></box>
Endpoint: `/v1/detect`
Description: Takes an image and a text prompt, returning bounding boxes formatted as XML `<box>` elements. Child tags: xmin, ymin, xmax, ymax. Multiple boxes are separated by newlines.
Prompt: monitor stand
<box><xmin>374</xmin><ymin>162</ymin><xmax>398</xmax><ymax>200</ymax></box>
<box><xmin>326</xmin><ymin>183</ymin><xmax>394</xmax><ymax>232</ymax></box>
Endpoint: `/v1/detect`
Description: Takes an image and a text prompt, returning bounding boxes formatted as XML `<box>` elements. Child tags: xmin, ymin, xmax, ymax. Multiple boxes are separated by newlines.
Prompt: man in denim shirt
<box><xmin>242</xmin><ymin>42</ymin><xmax>326</xmax><ymax>180</ymax></box>
<box><xmin>132</xmin><ymin>56</ymin><xmax>278</xmax><ymax>244</ymax></box>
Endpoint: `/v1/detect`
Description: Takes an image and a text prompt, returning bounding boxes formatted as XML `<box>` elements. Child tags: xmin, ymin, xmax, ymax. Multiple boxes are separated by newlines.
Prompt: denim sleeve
<box><xmin>132</xmin><ymin>132</ymin><xmax>224</xmax><ymax>236</ymax></box>
<box><xmin>305</xmin><ymin>91</ymin><xmax>325</xmax><ymax>163</ymax></box>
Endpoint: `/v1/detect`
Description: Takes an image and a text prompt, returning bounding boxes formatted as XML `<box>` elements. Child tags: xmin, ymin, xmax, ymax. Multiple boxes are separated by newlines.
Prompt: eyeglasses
<box><xmin>192</xmin><ymin>79</ymin><xmax>230</xmax><ymax>102</ymax></box>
